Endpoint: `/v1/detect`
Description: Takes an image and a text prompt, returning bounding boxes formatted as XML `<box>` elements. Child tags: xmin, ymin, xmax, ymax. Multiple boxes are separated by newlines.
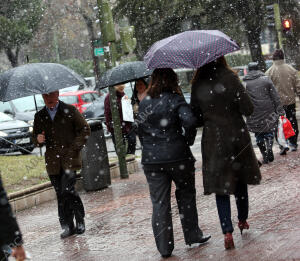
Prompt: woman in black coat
<box><xmin>0</xmin><ymin>176</ymin><xmax>26</xmax><ymax>260</ymax></box>
<box><xmin>191</xmin><ymin>57</ymin><xmax>261</xmax><ymax>250</ymax></box>
<box><xmin>138</xmin><ymin>68</ymin><xmax>210</xmax><ymax>258</ymax></box>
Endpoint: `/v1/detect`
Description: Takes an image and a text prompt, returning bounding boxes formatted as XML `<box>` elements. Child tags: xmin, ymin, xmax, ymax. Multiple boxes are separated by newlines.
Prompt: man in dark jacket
<box><xmin>0</xmin><ymin>176</ymin><xmax>26</xmax><ymax>261</ymax></box>
<box><xmin>104</xmin><ymin>84</ymin><xmax>136</xmax><ymax>154</ymax></box>
<box><xmin>243</xmin><ymin>62</ymin><xmax>285</xmax><ymax>163</ymax></box>
<box><xmin>33</xmin><ymin>90</ymin><xmax>91</xmax><ymax>238</ymax></box>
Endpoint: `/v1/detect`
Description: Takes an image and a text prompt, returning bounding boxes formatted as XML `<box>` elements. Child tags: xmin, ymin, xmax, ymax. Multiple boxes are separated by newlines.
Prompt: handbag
<box><xmin>277</xmin><ymin>117</ymin><xmax>288</xmax><ymax>148</ymax></box>
<box><xmin>281</xmin><ymin>116</ymin><xmax>295</xmax><ymax>139</ymax></box>
<box><xmin>121</xmin><ymin>97</ymin><xmax>134</xmax><ymax>122</ymax></box>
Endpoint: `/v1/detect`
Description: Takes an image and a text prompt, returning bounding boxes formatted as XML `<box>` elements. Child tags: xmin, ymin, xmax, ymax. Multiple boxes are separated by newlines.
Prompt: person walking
<box><xmin>0</xmin><ymin>176</ymin><xmax>26</xmax><ymax>261</ymax></box>
<box><xmin>243</xmin><ymin>62</ymin><xmax>285</xmax><ymax>163</ymax></box>
<box><xmin>137</xmin><ymin>68</ymin><xmax>210</xmax><ymax>258</ymax></box>
<box><xmin>191</xmin><ymin>57</ymin><xmax>261</xmax><ymax>250</ymax></box>
<box><xmin>104</xmin><ymin>84</ymin><xmax>136</xmax><ymax>155</ymax></box>
<box><xmin>266</xmin><ymin>49</ymin><xmax>300</xmax><ymax>151</ymax></box>
<box><xmin>33</xmin><ymin>91</ymin><xmax>91</xmax><ymax>239</ymax></box>
<box><xmin>131</xmin><ymin>78</ymin><xmax>148</xmax><ymax>118</ymax></box>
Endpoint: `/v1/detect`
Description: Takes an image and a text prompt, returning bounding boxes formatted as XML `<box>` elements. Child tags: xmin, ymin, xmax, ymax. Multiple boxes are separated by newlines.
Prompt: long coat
<box><xmin>138</xmin><ymin>92</ymin><xmax>197</xmax><ymax>165</ymax></box>
<box><xmin>191</xmin><ymin>66</ymin><xmax>261</xmax><ymax>195</ymax></box>
<box><xmin>243</xmin><ymin>70</ymin><xmax>284</xmax><ymax>133</ymax></box>
<box><xmin>266</xmin><ymin>60</ymin><xmax>300</xmax><ymax>106</ymax></box>
<box><xmin>33</xmin><ymin>101</ymin><xmax>91</xmax><ymax>176</ymax></box>
<box><xmin>0</xmin><ymin>176</ymin><xmax>22</xmax><ymax>248</ymax></box>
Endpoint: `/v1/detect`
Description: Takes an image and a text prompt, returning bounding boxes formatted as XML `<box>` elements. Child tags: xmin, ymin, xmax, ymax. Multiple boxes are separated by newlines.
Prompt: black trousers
<box><xmin>283</xmin><ymin>103</ymin><xmax>298</xmax><ymax>146</ymax></box>
<box><xmin>111</xmin><ymin>130</ymin><xmax>136</xmax><ymax>155</ymax></box>
<box><xmin>144</xmin><ymin>160</ymin><xmax>203</xmax><ymax>256</ymax></box>
<box><xmin>216</xmin><ymin>182</ymin><xmax>248</xmax><ymax>234</ymax></box>
<box><xmin>49</xmin><ymin>169</ymin><xmax>85</xmax><ymax>229</ymax></box>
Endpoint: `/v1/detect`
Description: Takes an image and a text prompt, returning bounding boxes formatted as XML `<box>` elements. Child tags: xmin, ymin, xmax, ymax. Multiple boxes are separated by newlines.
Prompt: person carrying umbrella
<box><xmin>104</xmin><ymin>84</ymin><xmax>136</xmax><ymax>155</ymax></box>
<box><xmin>137</xmin><ymin>68</ymin><xmax>210</xmax><ymax>258</ymax></box>
<box><xmin>191</xmin><ymin>56</ymin><xmax>261</xmax><ymax>249</ymax></box>
<box><xmin>32</xmin><ymin>90</ymin><xmax>91</xmax><ymax>239</ymax></box>
<box><xmin>0</xmin><ymin>176</ymin><xmax>26</xmax><ymax>261</ymax></box>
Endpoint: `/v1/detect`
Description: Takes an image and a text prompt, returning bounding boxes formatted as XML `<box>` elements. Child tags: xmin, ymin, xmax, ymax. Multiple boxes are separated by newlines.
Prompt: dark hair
<box><xmin>248</xmin><ymin>62</ymin><xmax>259</xmax><ymax>71</ymax></box>
<box><xmin>131</xmin><ymin>78</ymin><xmax>148</xmax><ymax>105</ymax></box>
<box><xmin>273</xmin><ymin>49</ymin><xmax>284</xmax><ymax>60</ymax></box>
<box><xmin>147</xmin><ymin>68</ymin><xmax>182</xmax><ymax>98</ymax></box>
<box><xmin>192</xmin><ymin>56</ymin><xmax>236</xmax><ymax>85</ymax></box>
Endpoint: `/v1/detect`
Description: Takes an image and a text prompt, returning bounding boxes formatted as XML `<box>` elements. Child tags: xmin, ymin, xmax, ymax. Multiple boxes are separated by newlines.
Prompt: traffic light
<box><xmin>282</xmin><ymin>19</ymin><xmax>292</xmax><ymax>32</ymax></box>
<box><xmin>266</xmin><ymin>4</ymin><xmax>275</xmax><ymax>27</ymax></box>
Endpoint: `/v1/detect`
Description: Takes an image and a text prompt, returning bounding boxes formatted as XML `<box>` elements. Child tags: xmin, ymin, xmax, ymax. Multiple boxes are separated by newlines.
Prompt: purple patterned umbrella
<box><xmin>144</xmin><ymin>30</ymin><xmax>240</xmax><ymax>69</ymax></box>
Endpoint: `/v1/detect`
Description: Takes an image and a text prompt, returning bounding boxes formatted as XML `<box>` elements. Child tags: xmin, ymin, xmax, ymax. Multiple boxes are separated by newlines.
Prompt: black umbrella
<box><xmin>96</xmin><ymin>61</ymin><xmax>153</xmax><ymax>90</ymax></box>
<box><xmin>0</xmin><ymin>63</ymin><xmax>86</xmax><ymax>102</ymax></box>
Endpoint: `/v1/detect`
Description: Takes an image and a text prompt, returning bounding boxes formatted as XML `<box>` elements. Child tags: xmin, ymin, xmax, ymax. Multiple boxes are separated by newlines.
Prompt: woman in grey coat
<box><xmin>191</xmin><ymin>56</ymin><xmax>261</xmax><ymax>250</ymax></box>
<box><xmin>243</xmin><ymin>62</ymin><xmax>285</xmax><ymax>163</ymax></box>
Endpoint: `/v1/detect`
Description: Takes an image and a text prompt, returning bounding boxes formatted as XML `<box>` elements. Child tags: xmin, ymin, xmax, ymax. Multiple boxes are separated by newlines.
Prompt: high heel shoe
<box><xmin>238</xmin><ymin>220</ymin><xmax>249</xmax><ymax>235</ymax></box>
<box><xmin>224</xmin><ymin>233</ymin><xmax>234</xmax><ymax>250</ymax></box>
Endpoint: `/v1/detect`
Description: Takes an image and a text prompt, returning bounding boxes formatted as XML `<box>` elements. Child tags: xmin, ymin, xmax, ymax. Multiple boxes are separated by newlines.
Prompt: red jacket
<box><xmin>104</xmin><ymin>91</ymin><xmax>132</xmax><ymax>134</ymax></box>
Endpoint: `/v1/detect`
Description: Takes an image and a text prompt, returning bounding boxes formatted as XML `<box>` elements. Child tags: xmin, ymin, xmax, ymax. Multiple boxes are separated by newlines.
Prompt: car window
<box><xmin>0</xmin><ymin>102</ymin><xmax>13</xmax><ymax>114</ymax></box>
<box><xmin>0</xmin><ymin>111</ymin><xmax>14</xmax><ymax>122</ymax></box>
<box><xmin>11</xmin><ymin>95</ymin><xmax>45</xmax><ymax>112</ymax></box>
<box><xmin>59</xmin><ymin>95</ymin><xmax>78</xmax><ymax>104</ymax></box>
<box><xmin>91</xmin><ymin>93</ymin><xmax>100</xmax><ymax>99</ymax></box>
<box><xmin>81</xmin><ymin>93</ymin><xmax>94</xmax><ymax>103</ymax></box>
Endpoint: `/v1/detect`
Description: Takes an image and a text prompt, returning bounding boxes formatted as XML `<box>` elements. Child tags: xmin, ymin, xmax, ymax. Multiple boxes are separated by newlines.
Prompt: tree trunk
<box><xmin>246</xmin><ymin>28</ymin><xmax>266</xmax><ymax>71</ymax></box>
<box><xmin>5</xmin><ymin>46</ymin><xmax>20</xmax><ymax>67</ymax></box>
<box><xmin>82</xmin><ymin>14</ymin><xmax>101</xmax><ymax>81</ymax></box>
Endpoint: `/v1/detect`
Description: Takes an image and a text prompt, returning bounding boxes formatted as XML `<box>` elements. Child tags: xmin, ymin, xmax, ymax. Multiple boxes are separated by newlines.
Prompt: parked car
<box><xmin>233</xmin><ymin>66</ymin><xmax>249</xmax><ymax>79</ymax></box>
<box><xmin>0</xmin><ymin>95</ymin><xmax>45</xmax><ymax>123</ymax></box>
<box><xmin>59</xmin><ymin>90</ymin><xmax>100</xmax><ymax>113</ymax></box>
<box><xmin>0</xmin><ymin>112</ymin><xmax>34</xmax><ymax>154</ymax></box>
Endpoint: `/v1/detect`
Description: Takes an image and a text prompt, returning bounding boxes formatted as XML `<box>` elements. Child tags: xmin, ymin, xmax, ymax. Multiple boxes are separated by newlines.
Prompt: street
<box><xmin>12</xmin><ymin>138</ymin><xmax>300</xmax><ymax>261</ymax></box>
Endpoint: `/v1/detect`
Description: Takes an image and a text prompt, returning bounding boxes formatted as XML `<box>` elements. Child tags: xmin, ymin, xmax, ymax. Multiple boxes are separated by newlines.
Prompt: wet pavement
<box><xmin>14</xmin><ymin>143</ymin><xmax>300</xmax><ymax>261</ymax></box>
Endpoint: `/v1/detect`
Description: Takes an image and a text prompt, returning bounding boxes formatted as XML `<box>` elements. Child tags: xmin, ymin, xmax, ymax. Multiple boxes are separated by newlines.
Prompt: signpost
<box><xmin>94</xmin><ymin>47</ymin><xmax>104</xmax><ymax>56</ymax></box>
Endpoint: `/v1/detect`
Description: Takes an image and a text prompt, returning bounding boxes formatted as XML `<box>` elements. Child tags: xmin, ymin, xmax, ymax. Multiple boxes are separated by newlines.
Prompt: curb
<box><xmin>9</xmin><ymin>157</ymin><xmax>139</xmax><ymax>213</ymax></box>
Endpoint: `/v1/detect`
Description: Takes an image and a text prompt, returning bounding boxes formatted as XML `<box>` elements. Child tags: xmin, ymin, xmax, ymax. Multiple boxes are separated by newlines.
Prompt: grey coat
<box><xmin>191</xmin><ymin>65</ymin><xmax>261</xmax><ymax>195</ymax></box>
<box><xmin>243</xmin><ymin>70</ymin><xmax>284</xmax><ymax>133</ymax></box>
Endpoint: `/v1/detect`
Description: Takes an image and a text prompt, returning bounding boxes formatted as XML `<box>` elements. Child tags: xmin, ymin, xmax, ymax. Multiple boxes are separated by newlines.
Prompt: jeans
<box><xmin>216</xmin><ymin>182</ymin><xmax>248</xmax><ymax>234</ymax></box>
<box><xmin>143</xmin><ymin>160</ymin><xmax>203</xmax><ymax>256</ymax></box>
<box><xmin>255</xmin><ymin>132</ymin><xmax>274</xmax><ymax>144</ymax></box>
<box><xmin>283</xmin><ymin>103</ymin><xmax>298</xmax><ymax>147</ymax></box>
<box><xmin>49</xmin><ymin>169</ymin><xmax>85</xmax><ymax>229</ymax></box>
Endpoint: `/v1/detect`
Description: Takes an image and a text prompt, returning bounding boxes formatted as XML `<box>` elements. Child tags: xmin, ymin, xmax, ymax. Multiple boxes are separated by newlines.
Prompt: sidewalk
<box><xmin>15</xmin><ymin>147</ymin><xmax>300</xmax><ymax>261</ymax></box>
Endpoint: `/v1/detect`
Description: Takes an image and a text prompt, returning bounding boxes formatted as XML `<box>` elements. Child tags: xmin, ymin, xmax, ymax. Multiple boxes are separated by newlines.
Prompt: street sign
<box><xmin>94</xmin><ymin>48</ymin><xmax>104</xmax><ymax>56</ymax></box>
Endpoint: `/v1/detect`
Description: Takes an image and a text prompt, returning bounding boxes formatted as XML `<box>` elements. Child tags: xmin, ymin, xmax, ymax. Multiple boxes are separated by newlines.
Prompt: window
<box><xmin>59</xmin><ymin>95</ymin><xmax>78</xmax><ymax>104</ymax></box>
<box><xmin>11</xmin><ymin>95</ymin><xmax>45</xmax><ymax>112</ymax></box>
<box><xmin>0</xmin><ymin>102</ymin><xmax>13</xmax><ymax>114</ymax></box>
<box><xmin>81</xmin><ymin>93</ymin><xmax>94</xmax><ymax>103</ymax></box>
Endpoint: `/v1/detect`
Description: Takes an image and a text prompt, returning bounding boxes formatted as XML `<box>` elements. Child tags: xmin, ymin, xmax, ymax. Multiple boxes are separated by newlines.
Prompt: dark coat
<box><xmin>243</xmin><ymin>70</ymin><xmax>284</xmax><ymax>133</ymax></box>
<box><xmin>0</xmin><ymin>176</ymin><xmax>22</xmax><ymax>247</ymax></box>
<box><xmin>104</xmin><ymin>91</ymin><xmax>132</xmax><ymax>135</ymax></box>
<box><xmin>33</xmin><ymin>101</ymin><xmax>91</xmax><ymax>176</ymax></box>
<box><xmin>138</xmin><ymin>92</ymin><xmax>197</xmax><ymax>165</ymax></box>
<box><xmin>191</xmin><ymin>66</ymin><xmax>261</xmax><ymax>195</ymax></box>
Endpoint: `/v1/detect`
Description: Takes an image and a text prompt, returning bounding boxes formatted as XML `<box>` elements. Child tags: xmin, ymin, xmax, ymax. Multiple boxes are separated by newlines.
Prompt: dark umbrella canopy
<box><xmin>96</xmin><ymin>61</ymin><xmax>153</xmax><ymax>89</ymax></box>
<box><xmin>0</xmin><ymin>63</ymin><xmax>86</xmax><ymax>101</ymax></box>
<box><xmin>144</xmin><ymin>30</ymin><xmax>240</xmax><ymax>69</ymax></box>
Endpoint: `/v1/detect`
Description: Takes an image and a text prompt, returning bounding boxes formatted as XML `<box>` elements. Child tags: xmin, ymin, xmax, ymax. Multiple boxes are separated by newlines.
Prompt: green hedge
<box><xmin>226</xmin><ymin>54</ymin><xmax>252</xmax><ymax>67</ymax></box>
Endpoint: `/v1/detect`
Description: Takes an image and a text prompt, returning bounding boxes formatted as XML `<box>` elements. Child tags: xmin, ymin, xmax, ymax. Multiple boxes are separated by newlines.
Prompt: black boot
<box><xmin>257</xmin><ymin>141</ymin><xmax>268</xmax><ymax>164</ymax></box>
<box><xmin>60</xmin><ymin>224</ymin><xmax>75</xmax><ymax>239</ymax></box>
<box><xmin>76</xmin><ymin>220</ymin><xmax>85</xmax><ymax>234</ymax></box>
<box><xmin>266</xmin><ymin>137</ymin><xmax>274</xmax><ymax>162</ymax></box>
